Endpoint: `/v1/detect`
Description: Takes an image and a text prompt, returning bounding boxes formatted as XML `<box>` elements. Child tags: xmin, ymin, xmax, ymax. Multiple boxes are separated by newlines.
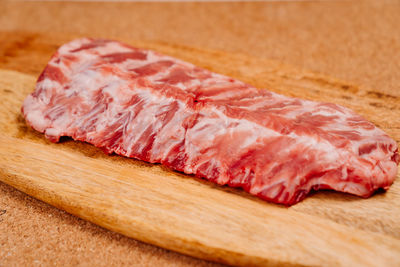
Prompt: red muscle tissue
<box><xmin>22</xmin><ymin>39</ymin><xmax>399</xmax><ymax>205</ymax></box>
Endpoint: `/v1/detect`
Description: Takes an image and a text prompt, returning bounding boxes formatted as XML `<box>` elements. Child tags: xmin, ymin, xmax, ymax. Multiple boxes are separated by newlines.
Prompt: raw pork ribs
<box><xmin>22</xmin><ymin>39</ymin><xmax>399</xmax><ymax>205</ymax></box>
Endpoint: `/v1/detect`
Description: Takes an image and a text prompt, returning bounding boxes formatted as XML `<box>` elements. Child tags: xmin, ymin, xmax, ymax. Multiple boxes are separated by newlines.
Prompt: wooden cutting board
<box><xmin>0</xmin><ymin>32</ymin><xmax>400</xmax><ymax>267</ymax></box>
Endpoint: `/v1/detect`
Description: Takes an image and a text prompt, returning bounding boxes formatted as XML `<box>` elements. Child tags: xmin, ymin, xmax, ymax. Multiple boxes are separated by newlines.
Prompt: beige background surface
<box><xmin>1</xmin><ymin>0</ymin><xmax>399</xmax><ymax>266</ymax></box>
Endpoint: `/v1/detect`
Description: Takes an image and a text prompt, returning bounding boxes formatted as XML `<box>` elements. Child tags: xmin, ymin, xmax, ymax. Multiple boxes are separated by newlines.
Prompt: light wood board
<box><xmin>0</xmin><ymin>33</ymin><xmax>399</xmax><ymax>266</ymax></box>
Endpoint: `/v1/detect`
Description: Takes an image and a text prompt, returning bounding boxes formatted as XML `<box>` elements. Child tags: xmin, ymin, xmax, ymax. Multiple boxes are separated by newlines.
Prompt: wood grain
<box><xmin>0</xmin><ymin>32</ymin><xmax>399</xmax><ymax>266</ymax></box>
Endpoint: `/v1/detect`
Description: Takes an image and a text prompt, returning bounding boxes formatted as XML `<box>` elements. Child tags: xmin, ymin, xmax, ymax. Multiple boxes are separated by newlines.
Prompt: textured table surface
<box><xmin>1</xmin><ymin>0</ymin><xmax>399</xmax><ymax>266</ymax></box>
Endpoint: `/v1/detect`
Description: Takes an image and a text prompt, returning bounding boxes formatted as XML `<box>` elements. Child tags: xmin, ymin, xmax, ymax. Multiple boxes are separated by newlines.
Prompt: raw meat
<box><xmin>22</xmin><ymin>38</ymin><xmax>399</xmax><ymax>205</ymax></box>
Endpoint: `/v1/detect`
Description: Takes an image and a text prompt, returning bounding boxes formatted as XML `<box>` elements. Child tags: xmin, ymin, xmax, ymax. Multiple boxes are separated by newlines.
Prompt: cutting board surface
<box><xmin>1</xmin><ymin>32</ymin><xmax>400</xmax><ymax>266</ymax></box>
